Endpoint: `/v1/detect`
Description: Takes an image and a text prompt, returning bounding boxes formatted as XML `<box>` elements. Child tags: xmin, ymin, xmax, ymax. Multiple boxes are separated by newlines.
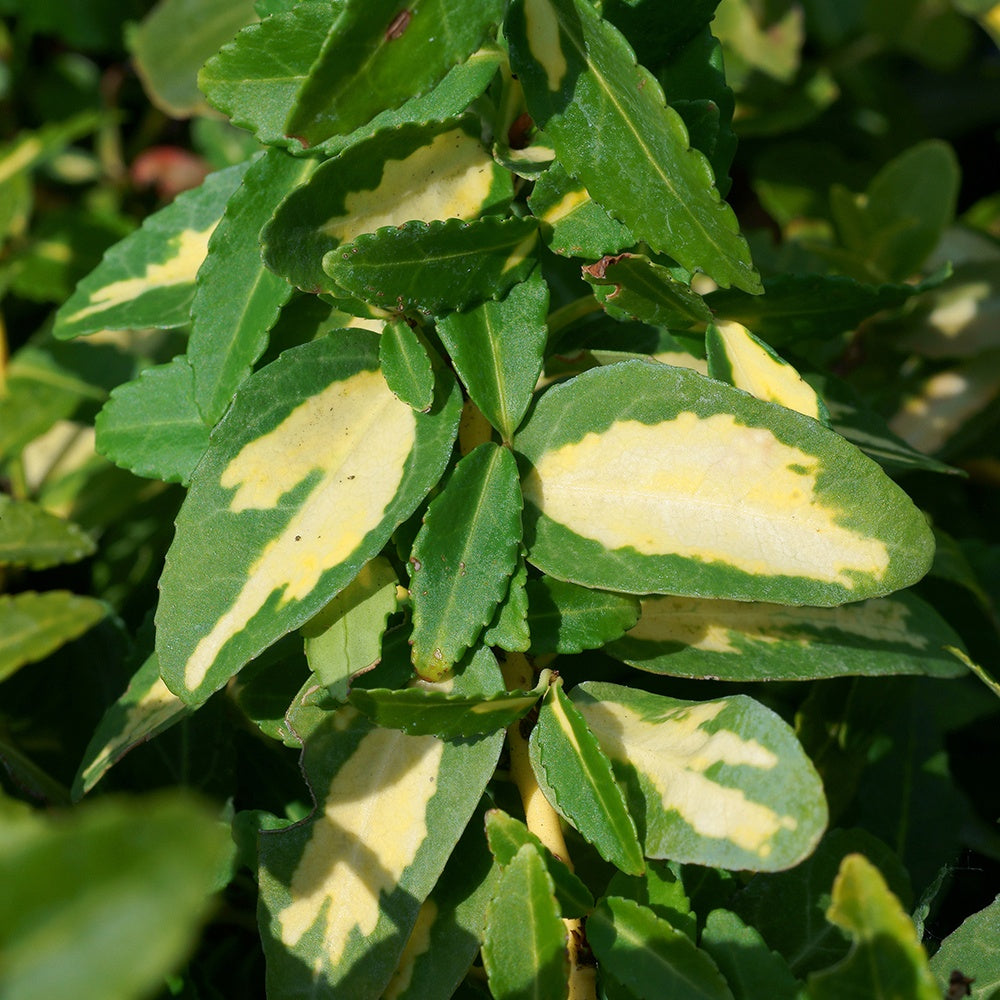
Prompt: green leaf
<box><xmin>701</xmin><ymin>909</ymin><xmax>805</xmax><ymax>1000</ymax></box>
<box><xmin>0</xmin><ymin>794</ymin><xmax>231</xmax><ymax>1000</ymax></box>
<box><xmin>95</xmin><ymin>356</ymin><xmax>211</xmax><ymax>486</ymax></box>
<box><xmin>263</xmin><ymin>119</ymin><xmax>512</xmax><ymax>295</ymax></box>
<box><xmin>156</xmin><ymin>332</ymin><xmax>462</xmax><ymax>704</ymax></box>
<box><xmin>482</xmin><ymin>842</ymin><xmax>569</xmax><ymax>1000</ymax></box>
<box><xmin>436</xmin><ymin>272</ymin><xmax>549</xmax><ymax>441</ymax></box>
<box><xmin>528</xmin><ymin>161</ymin><xmax>634</xmax><ymax>259</ymax></box>
<box><xmin>283</xmin><ymin>0</ymin><xmax>506</xmax><ymax>148</ymax></box>
<box><xmin>0</xmin><ymin>592</ymin><xmax>106</xmax><ymax>683</ymax></box>
<box><xmin>582</xmin><ymin>253</ymin><xmax>713</xmax><ymax>330</ymax></box>
<box><xmin>928</xmin><ymin>894</ymin><xmax>1000</xmax><ymax>997</ymax></box>
<box><xmin>588</xmin><ymin>895</ymin><xmax>734</xmax><ymax>1000</ymax></box>
<box><xmin>188</xmin><ymin>149</ymin><xmax>313</xmax><ymax>424</ymax></box>
<box><xmin>483</xmin><ymin>556</ymin><xmax>532</xmax><ymax>651</ymax></box>
<box><xmin>410</xmin><ymin>443</ymin><xmax>523</xmax><ymax>679</ymax></box>
<box><xmin>529</xmin><ymin>678</ymin><xmax>644</xmax><ymax>874</ymax></box>
<box><xmin>325</xmin><ymin>216</ymin><xmax>539</xmax><ymax>316</ymax></box>
<box><xmin>257</xmin><ymin>666</ymin><xmax>503</xmax><ymax>998</ymax></box>
<box><xmin>129</xmin><ymin>0</ymin><xmax>259</xmax><ymax>117</ymax></box>
<box><xmin>572</xmin><ymin>682</ymin><xmax>827</xmax><ymax>871</ymax></box>
<box><xmin>350</xmin><ymin>648</ymin><xmax>542</xmax><ymax>739</ymax></box>
<box><xmin>604</xmin><ymin>861</ymin><xmax>697</xmax><ymax>942</ymax></box>
<box><xmin>515</xmin><ymin>360</ymin><xmax>934</xmax><ymax>605</ymax></box>
<box><xmin>300</xmin><ymin>555</ymin><xmax>399</xmax><ymax>702</ymax></box>
<box><xmin>506</xmin><ymin>0</ymin><xmax>760</xmax><ymax>292</ymax></box>
<box><xmin>485</xmin><ymin>809</ymin><xmax>595</xmax><ymax>919</ymax></box>
<box><xmin>525</xmin><ymin>576</ymin><xmax>639</xmax><ymax>655</ymax></box>
<box><xmin>380</xmin><ymin>321</ymin><xmax>435</xmax><ymax>411</ymax></box>
<box><xmin>53</xmin><ymin>161</ymin><xmax>252</xmax><ymax>340</ymax></box>
<box><xmin>806</xmin><ymin>854</ymin><xmax>939</xmax><ymax>1000</ymax></box>
<box><xmin>608</xmin><ymin>590</ymin><xmax>968</xmax><ymax>682</ymax></box>
<box><xmin>0</xmin><ymin>496</ymin><xmax>94</xmax><ymax>569</ymax></box>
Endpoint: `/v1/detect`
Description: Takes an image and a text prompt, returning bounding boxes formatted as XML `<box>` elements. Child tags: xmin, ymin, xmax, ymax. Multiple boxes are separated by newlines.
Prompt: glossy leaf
<box><xmin>95</xmin><ymin>356</ymin><xmax>210</xmax><ymax>486</ymax></box>
<box><xmin>604</xmin><ymin>862</ymin><xmax>697</xmax><ymax>943</ymax></box>
<box><xmin>436</xmin><ymin>272</ymin><xmax>549</xmax><ymax>441</ymax></box>
<box><xmin>928</xmin><ymin>895</ymin><xmax>1000</xmax><ymax>997</ymax></box>
<box><xmin>283</xmin><ymin>0</ymin><xmax>506</xmax><ymax>148</ymax></box>
<box><xmin>482</xmin><ymin>842</ymin><xmax>568</xmax><ymax>1000</ymax></box>
<box><xmin>53</xmin><ymin>161</ymin><xmax>251</xmax><ymax>340</ymax></box>
<box><xmin>609</xmin><ymin>590</ymin><xmax>967</xmax><ymax>682</ymax></box>
<box><xmin>483</xmin><ymin>556</ymin><xmax>531</xmax><ymax>651</ymax></box>
<box><xmin>807</xmin><ymin>854</ymin><xmax>939</xmax><ymax>1000</ymax></box>
<box><xmin>264</xmin><ymin>119</ymin><xmax>511</xmax><ymax>295</ymax></box>
<box><xmin>484</xmin><ymin>809</ymin><xmax>595</xmax><ymax>919</ymax></box>
<box><xmin>0</xmin><ymin>592</ymin><xmax>106</xmax><ymax>682</ymax></box>
<box><xmin>157</xmin><ymin>332</ymin><xmax>461</xmax><ymax>704</ymax></box>
<box><xmin>515</xmin><ymin>360</ymin><xmax>934</xmax><ymax>605</ymax></box>
<box><xmin>525</xmin><ymin>576</ymin><xmax>640</xmax><ymax>655</ymax></box>
<box><xmin>588</xmin><ymin>895</ymin><xmax>734</xmax><ymax>1000</ymax></box>
<box><xmin>507</xmin><ymin>0</ymin><xmax>760</xmax><ymax>292</ymax></box>
<box><xmin>582</xmin><ymin>253</ymin><xmax>713</xmax><ymax>330</ymax></box>
<box><xmin>325</xmin><ymin>216</ymin><xmax>539</xmax><ymax>316</ymax></box>
<box><xmin>410</xmin><ymin>443</ymin><xmax>523</xmax><ymax>679</ymax></box>
<box><xmin>528</xmin><ymin>678</ymin><xmax>644</xmax><ymax>873</ymax></box>
<box><xmin>572</xmin><ymin>682</ymin><xmax>827</xmax><ymax>871</ymax></box>
<box><xmin>188</xmin><ymin>149</ymin><xmax>313</xmax><ymax>424</ymax></box>
<box><xmin>380</xmin><ymin>321</ymin><xmax>434</xmax><ymax>411</ymax></box>
<box><xmin>257</xmin><ymin>660</ymin><xmax>503</xmax><ymax>999</ymax></box>
<box><xmin>0</xmin><ymin>496</ymin><xmax>94</xmax><ymax>569</ymax></box>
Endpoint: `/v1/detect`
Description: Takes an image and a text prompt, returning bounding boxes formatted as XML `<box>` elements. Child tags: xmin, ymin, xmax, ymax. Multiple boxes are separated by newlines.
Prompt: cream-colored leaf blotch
<box><xmin>523</xmin><ymin>0</ymin><xmax>569</xmax><ymax>91</ymax></box>
<box><xmin>523</xmin><ymin>413</ymin><xmax>890</xmax><ymax>586</ymax></box>
<box><xmin>183</xmin><ymin>369</ymin><xmax>416</xmax><ymax>690</ymax></box>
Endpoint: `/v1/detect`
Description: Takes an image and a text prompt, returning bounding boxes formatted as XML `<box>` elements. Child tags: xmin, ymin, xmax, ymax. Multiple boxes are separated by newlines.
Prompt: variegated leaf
<box><xmin>572</xmin><ymin>682</ymin><xmax>827</xmax><ymax>871</ymax></box>
<box><xmin>157</xmin><ymin>332</ymin><xmax>461</xmax><ymax>704</ymax></box>
<box><xmin>515</xmin><ymin>360</ymin><xmax>934</xmax><ymax>606</ymax></box>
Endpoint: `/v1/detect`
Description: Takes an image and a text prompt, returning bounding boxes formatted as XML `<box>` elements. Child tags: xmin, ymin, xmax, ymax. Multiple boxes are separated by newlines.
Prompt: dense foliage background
<box><xmin>2</xmin><ymin>1</ymin><xmax>1000</xmax><ymax>998</ymax></box>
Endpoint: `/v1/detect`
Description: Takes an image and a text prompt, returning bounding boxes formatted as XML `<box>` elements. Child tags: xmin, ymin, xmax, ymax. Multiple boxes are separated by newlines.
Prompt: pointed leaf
<box><xmin>573</xmin><ymin>682</ymin><xmax>827</xmax><ymax>871</ymax></box>
<box><xmin>95</xmin><ymin>356</ymin><xmax>211</xmax><ymax>486</ymax></box>
<box><xmin>485</xmin><ymin>809</ymin><xmax>595</xmax><ymax>919</ymax></box>
<box><xmin>807</xmin><ymin>854</ymin><xmax>940</xmax><ymax>1000</ymax></box>
<box><xmin>436</xmin><ymin>272</ymin><xmax>549</xmax><ymax>441</ymax></box>
<box><xmin>0</xmin><ymin>496</ymin><xmax>94</xmax><ymax>569</ymax></box>
<box><xmin>582</xmin><ymin>253</ymin><xmax>713</xmax><ymax>330</ymax></box>
<box><xmin>189</xmin><ymin>149</ymin><xmax>314</xmax><ymax>424</ymax></box>
<box><xmin>325</xmin><ymin>216</ymin><xmax>539</xmax><ymax>316</ymax></box>
<box><xmin>506</xmin><ymin>0</ymin><xmax>760</xmax><ymax>292</ymax></box>
<box><xmin>284</xmin><ymin>0</ymin><xmax>506</xmax><ymax>148</ymax></box>
<box><xmin>588</xmin><ymin>896</ymin><xmax>734</xmax><ymax>1000</ymax></box>
<box><xmin>157</xmin><ymin>332</ymin><xmax>461</xmax><ymax>704</ymax></box>
<box><xmin>525</xmin><ymin>576</ymin><xmax>640</xmax><ymax>655</ymax></box>
<box><xmin>264</xmin><ymin>119</ymin><xmax>511</xmax><ymax>295</ymax></box>
<box><xmin>609</xmin><ymin>590</ymin><xmax>968</xmax><ymax>682</ymax></box>
<box><xmin>529</xmin><ymin>678</ymin><xmax>644</xmax><ymax>874</ymax></box>
<box><xmin>410</xmin><ymin>443</ymin><xmax>523</xmax><ymax>679</ymax></box>
<box><xmin>928</xmin><ymin>895</ymin><xmax>1000</xmax><ymax>997</ymax></box>
<box><xmin>515</xmin><ymin>360</ymin><xmax>934</xmax><ymax>605</ymax></box>
<box><xmin>53</xmin><ymin>161</ymin><xmax>251</xmax><ymax>340</ymax></box>
<box><xmin>482</xmin><ymin>843</ymin><xmax>569</xmax><ymax>1000</ymax></box>
<box><xmin>257</xmin><ymin>662</ymin><xmax>502</xmax><ymax>999</ymax></box>
<box><xmin>380</xmin><ymin>321</ymin><xmax>435</xmax><ymax>410</ymax></box>
<box><xmin>0</xmin><ymin>592</ymin><xmax>106</xmax><ymax>682</ymax></box>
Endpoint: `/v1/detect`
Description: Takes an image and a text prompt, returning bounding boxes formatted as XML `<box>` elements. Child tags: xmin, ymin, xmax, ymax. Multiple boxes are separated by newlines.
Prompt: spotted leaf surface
<box><xmin>257</xmin><ymin>658</ymin><xmax>503</xmax><ymax>999</ymax></box>
<box><xmin>609</xmin><ymin>591</ymin><xmax>968</xmax><ymax>682</ymax></box>
<box><xmin>156</xmin><ymin>332</ymin><xmax>461</xmax><ymax>704</ymax></box>
<box><xmin>572</xmin><ymin>682</ymin><xmax>827</xmax><ymax>871</ymax></box>
<box><xmin>515</xmin><ymin>360</ymin><xmax>934</xmax><ymax>606</ymax></box>
<box><xmin>506</xmin><ymin>0</ymin><xmax>760</xmax><ymax>292</ymax></box>
<box><xmin>52</xmin><ymin>161</ymin><xmax>251</xmax><ymax>340</ymax></box>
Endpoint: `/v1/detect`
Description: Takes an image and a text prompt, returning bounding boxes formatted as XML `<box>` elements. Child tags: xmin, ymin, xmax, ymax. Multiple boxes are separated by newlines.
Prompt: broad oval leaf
<box><xmin>515</xmin><ymin>360</ymin><xmax>934</xmax><ymax>606</ymax></box>
<box><xmin>325</xmin><ymin>216</ymin><xmax>539</xmax><ymax>316</ymax></box>
<box><xmin>572</xmin><ymin>682</ymin><xmax>827</xmax><ymax>871</ymax></box>
<box><xmin>609</xmin><ymin>590</ymin><xmax>967</xmax><ymax>682</ymax></box>
<box><xmin>156</xmin><ymin>332</ymin><xmax>461</xmax><ymax>704</ymax></box>
<box><xmin>0</xmin><ymin>496</ymin><xmax>94</xmax><ymax>569</ymax></box>
<box><xmin>410</xmin><ymin>442</ymin><xmax>523</xmax><ymax>678</ymax></box>
<box><xmin>506</xmin><ymin>0</ymin><xmax>760</xmax><ymax>293</ymax></box>
<box><xmin>928</xmin><ymin>895</ymin><xmax>1000</xmax><ymax>997</ymax></box>
<box><xmin>53</xmin><ymin>160</ymin><xmax>251</xmax><ymax>340</ymax></box>
<box><xmin>380</xmin><ymin>321</ymin><xmax>434</xmax><ymax>411</ymax></box>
